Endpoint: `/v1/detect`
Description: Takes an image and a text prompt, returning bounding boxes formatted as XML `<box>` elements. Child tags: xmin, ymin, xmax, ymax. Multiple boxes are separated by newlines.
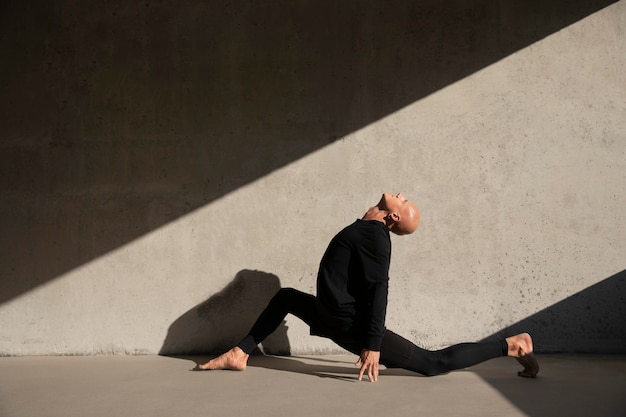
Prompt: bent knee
<box><xmin>272</xmin><ymin>287</ymin><xmax>312</xmax><ymax>307</ymax></box>
<box><xmin>275</xmin><ymin>287</ymin><xmax>299</xmax><ymax>299</ymax></box>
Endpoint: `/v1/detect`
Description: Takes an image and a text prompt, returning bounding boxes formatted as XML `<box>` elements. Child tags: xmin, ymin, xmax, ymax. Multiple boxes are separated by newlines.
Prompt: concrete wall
<box><xmin>1</xmin><ymin>0</ymin><xmax>624</xmax><ymax>356</ymax></box>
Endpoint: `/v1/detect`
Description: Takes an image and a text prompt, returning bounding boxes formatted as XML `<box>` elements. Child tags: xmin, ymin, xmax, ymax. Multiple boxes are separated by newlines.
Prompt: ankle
<box><xmin>505</xmin><ymin>336</ymin><xmax>517</xmax><ymax>356</ymax></box>
<box><xmin>233</xmin><ymin>346</ymin><xmax>249</xmax><ymax>358</ymax></box>
<box><xmin>505</xmin><ymin>333</ymin><xmax>532</xmax><ymax>357</ymax></box>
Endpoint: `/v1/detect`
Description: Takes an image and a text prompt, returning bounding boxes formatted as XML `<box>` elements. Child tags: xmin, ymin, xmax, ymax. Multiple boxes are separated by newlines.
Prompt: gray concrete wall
<box><xmin>1</xmin><ymin>0</ymin><xmax>624</xmax><ymax>356</ymax></box>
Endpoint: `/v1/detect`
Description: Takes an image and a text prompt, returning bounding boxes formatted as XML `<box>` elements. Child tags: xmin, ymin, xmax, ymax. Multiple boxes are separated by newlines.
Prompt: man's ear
<box><xmin>390</xmin><ymin>212</ymin><xmax>400</xmax><ymax>223</ymax></box>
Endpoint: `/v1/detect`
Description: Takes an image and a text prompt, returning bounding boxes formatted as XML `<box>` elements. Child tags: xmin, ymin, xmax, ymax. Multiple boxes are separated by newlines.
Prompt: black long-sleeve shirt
<box><xmin>311</xmin><ymin>219</ymin><xmax>391</xmax><ymax>351</ymax></box>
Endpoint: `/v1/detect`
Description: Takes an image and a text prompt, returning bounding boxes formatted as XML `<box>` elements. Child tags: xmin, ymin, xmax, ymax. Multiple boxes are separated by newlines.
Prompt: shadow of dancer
<box><xmin>159</xmin><ymin>269</ymin><xmax>290</xmax><ymax>356</ymax></box>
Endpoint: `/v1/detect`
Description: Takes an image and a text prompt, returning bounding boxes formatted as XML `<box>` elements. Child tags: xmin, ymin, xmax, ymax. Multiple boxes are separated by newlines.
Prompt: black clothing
<box><xmin>237</xmin><ymin>288</ymin><xmax>508</xmax><ymax>376</ymax></box>
<box><xmin>238</xmin><ymin>288</ymin><xmax>317</xmax><ymax>355</ymax></box>
<box><xmin>236</xmin><ymin>219</ymin><xmax>508</xmax><ymax>376</ymax></box>
<box><xmin>312</xmin><ymin>219</ymin><xmax>390</xmax><ymax>351</ymax></box>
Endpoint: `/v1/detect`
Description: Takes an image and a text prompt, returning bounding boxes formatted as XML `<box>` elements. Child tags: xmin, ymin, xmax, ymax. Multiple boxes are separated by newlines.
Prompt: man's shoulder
<box><xmin>345</xmin><ymin>219</ymin><xmax>387</xmax><ymax>231</ymax></box>
<box><xmin>341</xmin><ymin>220</ymin><xmax>390</xmax><ymax>248</ymax></box>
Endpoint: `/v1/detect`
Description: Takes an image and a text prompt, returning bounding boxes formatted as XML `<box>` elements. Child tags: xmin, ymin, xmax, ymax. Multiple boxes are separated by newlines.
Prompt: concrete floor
<box><xmin>1</xmin><ymin>354</ymin><xmax>625</xmax><ymax>417</ymax></box>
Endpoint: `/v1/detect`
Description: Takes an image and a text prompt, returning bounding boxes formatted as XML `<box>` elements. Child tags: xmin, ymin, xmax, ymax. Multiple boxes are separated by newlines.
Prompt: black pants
<box><xmin>238</xmin><ymin>288</ymin><xmax>508</xmax><ymax>376</ymax></box>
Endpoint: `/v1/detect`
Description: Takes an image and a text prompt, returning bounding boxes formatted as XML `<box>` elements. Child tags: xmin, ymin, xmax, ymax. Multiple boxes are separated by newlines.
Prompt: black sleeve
<box><xmin>359</xmin><ymin>229</ymin><xmax>391</xmax><ymax>351</ymax></box>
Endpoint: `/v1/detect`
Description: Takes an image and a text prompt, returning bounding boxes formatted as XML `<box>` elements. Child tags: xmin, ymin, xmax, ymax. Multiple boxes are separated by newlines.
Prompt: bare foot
<box><xmin>505</xmin><ymin>333</ymin><xmax>540</xmax><ymax>378</ymax></box>
<box><xmin>198</xmin><ymin>347</ymin><xmax>249</xmax><ymax>371</ymax></box>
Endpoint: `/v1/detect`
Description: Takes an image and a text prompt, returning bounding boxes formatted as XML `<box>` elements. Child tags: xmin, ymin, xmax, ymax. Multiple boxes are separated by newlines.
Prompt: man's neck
<box><xmin>362</xmin><ymin>206</ymin><xmax>388</xmax><ymax>227</ymax></box>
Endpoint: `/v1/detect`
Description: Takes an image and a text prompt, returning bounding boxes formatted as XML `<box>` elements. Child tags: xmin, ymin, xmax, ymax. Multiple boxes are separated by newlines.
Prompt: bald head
<box><xmin>391</xmin><ymin>200</ymin><xmax>420</xmax><ymax>235</ymax></box>
<box><xmin>362</xmin><ymin>193</ymin><xmax>421</xmax><ymax>236</ymax></box>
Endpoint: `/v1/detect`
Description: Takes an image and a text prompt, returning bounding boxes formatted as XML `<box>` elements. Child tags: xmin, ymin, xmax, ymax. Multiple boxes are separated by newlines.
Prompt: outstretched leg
<box><xmin>379</xmin><ymin>330</ymin><xmax>539</xmax><ymax>377</ymax></box>
<box><xmin>198</xmin><ymin>288</ymin><xmax>317</xmax><ymax>371</ymax></box>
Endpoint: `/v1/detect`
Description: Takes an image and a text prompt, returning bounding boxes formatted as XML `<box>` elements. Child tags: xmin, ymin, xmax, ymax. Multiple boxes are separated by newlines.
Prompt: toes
<box><xmin>515</xmin><ymin>353</ymin><xmax>539</xmax><ymax>378</ymax></box>
<box><xmin>517</xmin><ymin>370</ymin><xmax>537</xmax><ymax>378</ymax></box>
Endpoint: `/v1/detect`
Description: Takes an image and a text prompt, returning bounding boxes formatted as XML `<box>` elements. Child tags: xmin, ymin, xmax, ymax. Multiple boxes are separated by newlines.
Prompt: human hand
<box><xmin>356</xmin><ymin>349</ymin><xmax>381</xmax><ymax>382</ymax></box>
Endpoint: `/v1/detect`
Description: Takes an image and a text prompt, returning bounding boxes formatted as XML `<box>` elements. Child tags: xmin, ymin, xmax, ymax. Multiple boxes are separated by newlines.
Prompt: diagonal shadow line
<box><xmin>476</xmin><ymin>269</ymin><xmax>626</xmax><ymax>417</ymax></box>
<box><xmin>163</xmin><ymin>270</ymin><xmax>625</xmax><ymax>416</ymax></box>
<box><xmin>0</xmin><ymin>0</ymin><xmax>618</xmax><ymax>304</ymax></box>
<box><xmin>480</xmin><ymin>269</ymin><xmax>626</xmax><ymax>353</ymax></box>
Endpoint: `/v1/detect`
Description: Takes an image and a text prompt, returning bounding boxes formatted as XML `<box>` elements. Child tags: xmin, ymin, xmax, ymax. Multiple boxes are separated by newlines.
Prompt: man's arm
<box><xmin>360</xmin><ymin>232</ymin><xmax>391</xmax><ymax>351</ymax></box>
<box><xmin>358</xmin><ymin>227</ymin><xmax>391</xmax><ymax>381</ymax></box>
<box><xmin>363</xmin><ymin>279</ymin><xmax>388</xmax><ymax>350</ymax></box>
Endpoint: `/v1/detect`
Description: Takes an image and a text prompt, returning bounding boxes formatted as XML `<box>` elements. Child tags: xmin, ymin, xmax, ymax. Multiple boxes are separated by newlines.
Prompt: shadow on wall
<box><xmin>159</xmin><ymin>269</ymin><xmax>290</xmax><ymax>356</ymax></box>
<box><xmin>0</xmin><ymin>0</ymin><xmax>618</xmax><ymax>304</ymax></box>
<box><xmin>160</xmin><ymin>268</ymin><xmax>626</xmax><ymax>356</ymax></box>
<box><xmin>482</xmin><ymin>269</ymin><xmax>626</xmax><ymax>353</ymax></box>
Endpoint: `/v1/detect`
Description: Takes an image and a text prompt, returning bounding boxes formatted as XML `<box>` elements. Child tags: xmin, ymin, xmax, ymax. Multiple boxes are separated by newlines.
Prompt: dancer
<box><xmin>199</xmin><ymin>193</ymin><xmax>539</xmax><ymax>382</ymax></box>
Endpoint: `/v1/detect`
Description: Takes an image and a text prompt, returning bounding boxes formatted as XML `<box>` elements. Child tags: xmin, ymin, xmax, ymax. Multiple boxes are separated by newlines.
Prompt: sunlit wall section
<box><xmin>0</xmin><ymin>2</ymin><xmax>624</xmax><ymax>355</ymax></box>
